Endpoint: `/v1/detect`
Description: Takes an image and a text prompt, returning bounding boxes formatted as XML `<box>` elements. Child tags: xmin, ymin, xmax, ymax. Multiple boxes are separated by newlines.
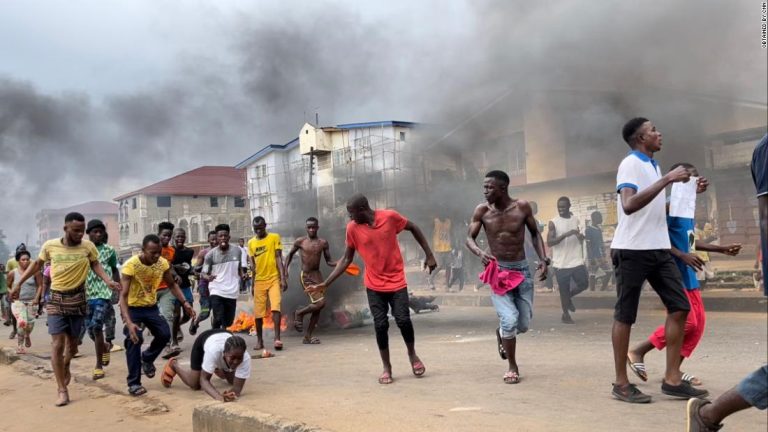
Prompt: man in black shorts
<box><xmin>610</xmin><ymin>117</ymin><xmax>708</xmax><ymax>403</ymax></box>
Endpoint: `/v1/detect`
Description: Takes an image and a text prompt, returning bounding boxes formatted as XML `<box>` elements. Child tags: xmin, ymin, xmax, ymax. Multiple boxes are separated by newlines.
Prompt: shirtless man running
<box><xmin>286</xmin><ymin>217</ymin><xmax>337</xmax><ymax>344</ymax></box>
<box><xmin>467</xmin><ymin>170</ymin><xmax>550</xmax><ymax>384</ymax></box>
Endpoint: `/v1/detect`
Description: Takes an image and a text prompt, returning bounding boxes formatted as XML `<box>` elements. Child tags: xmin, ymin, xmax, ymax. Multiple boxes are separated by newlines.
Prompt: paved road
<box><xmin>1</xmin><ymin>304</ymin><xmax>766</xmax><ymax>431</ymax></box>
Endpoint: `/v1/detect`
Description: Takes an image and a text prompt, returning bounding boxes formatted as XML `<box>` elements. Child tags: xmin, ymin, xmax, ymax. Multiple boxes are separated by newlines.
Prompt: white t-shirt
<box><xmin>204</xmin><ymin>246</ymin><xmax>249</xmax><ymax>299</ymax></box>
<box><xmin>550</xmin><ymin>215</ymin><xmax>585</xmax><ymax>269</ymax></box>
<box><xmin>202</xmin><ymin>332</ymin><xmax>251</xmax><ymax>380</ymax></box>
<box><xmin>610</xmin><ymin>151</ymin><xmax>671</xmax><ymax>250</ymax></box>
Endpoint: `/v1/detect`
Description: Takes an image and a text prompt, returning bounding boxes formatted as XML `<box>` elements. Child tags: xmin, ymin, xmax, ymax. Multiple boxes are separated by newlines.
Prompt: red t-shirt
<box><xmin>157</xmin><ymin>246</ymin><xmax>175</xmax><ymax>290</ymax></box>
<box><xmin>345</xmin><ymin>209</ymin><xmax>408</xmax><ymax>292</ymax></box>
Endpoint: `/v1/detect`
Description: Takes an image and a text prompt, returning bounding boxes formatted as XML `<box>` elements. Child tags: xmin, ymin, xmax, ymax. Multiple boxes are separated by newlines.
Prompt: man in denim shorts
<box><xmin>467</xmin><ymin>170</ymin><xmax>550</xmax><ymax>385</ymax></box>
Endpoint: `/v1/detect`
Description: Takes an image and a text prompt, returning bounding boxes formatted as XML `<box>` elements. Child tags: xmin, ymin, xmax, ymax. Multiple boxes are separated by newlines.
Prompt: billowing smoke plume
<box><xmin>0</xmin><ymin>0</ymin><xmax>765</xmax><ymax>251</ymax></box>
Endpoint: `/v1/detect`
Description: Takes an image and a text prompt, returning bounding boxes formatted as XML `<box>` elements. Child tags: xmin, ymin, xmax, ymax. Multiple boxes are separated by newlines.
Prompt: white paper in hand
<box><xmin>669</xmin><ymin>176</ymin><xmax>698</xmax><ymax>218</ymax></box>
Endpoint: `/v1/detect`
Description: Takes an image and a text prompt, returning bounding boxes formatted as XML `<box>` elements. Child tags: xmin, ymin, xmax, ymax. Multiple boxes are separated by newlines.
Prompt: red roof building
<box><xmin>113</xmin><ymin>166</ymin><xmax>249</xmax><ymax>253</ymax></box>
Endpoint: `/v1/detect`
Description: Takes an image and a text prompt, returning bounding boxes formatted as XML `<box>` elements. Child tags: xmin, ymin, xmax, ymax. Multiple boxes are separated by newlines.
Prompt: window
<box><xmin>399</xmin><ymin>131</ymin><xmax>406</xmax><ymax>142</ymax></box>
<box><xmin>234</xmin><ymin>196</ymin><xmax>246</xmax><ymax>208</ymax></box>
<box><xmin>133</xmin><ymin>223</ymin><xmax>138</xmax><ymax>234</ymax></box>
<box><xmin>132</xmin><ymin>198</ymin><xmax>137</xmax><ymax>209</ymax></box>
<box><xmin>210</xmin><ymin>197</ymin><xmax>219</xmax><ymax>207</ymax></box>
<box><xmin>258</xmin><ymin>194</ymin><xmax>272</xmax><ymax>209</ymax></box>
<box><xmin>157</xmin><ymin>196</ymin><xmax>171</xmax><ymax>207</ymax></box>
<box><xmin>254</xmin><ymin>164</ymin><xmax>268</xmax><ymax>179</ymax></box>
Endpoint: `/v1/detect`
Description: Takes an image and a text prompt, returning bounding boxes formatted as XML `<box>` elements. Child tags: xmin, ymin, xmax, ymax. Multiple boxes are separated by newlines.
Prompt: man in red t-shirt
<box><xmin>307</xmin><ymin>194</ymin><xmax>437</xmax><ymax>384</ymax></box>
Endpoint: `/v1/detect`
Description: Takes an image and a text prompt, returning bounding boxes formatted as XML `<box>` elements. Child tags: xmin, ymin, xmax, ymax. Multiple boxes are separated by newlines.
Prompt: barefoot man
<box><xmin>466</xmin><ymin>170</ymin><xmax>550</xmax><ymax>385</ymax></box>
<box><xmin>307</xmin><ymin>194</ymin><xmax>437</xmax><ymax>384</ymax></box>
<box><xmin>13</xmin><ymin>212</ymin><xmax>120</xmax><ymax>406</ymax></box>
<box><xmin>286</xmin><ymin>217</ymin><xmax>337</xmax><ymax>345</ymax></box>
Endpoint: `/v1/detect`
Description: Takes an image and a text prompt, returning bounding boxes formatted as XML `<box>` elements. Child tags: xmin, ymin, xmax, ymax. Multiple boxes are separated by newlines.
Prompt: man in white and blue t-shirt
<box><xmin>609</xmin><ymin>117</ymin><xmax>708</xmax><ymax>404</ymax></box>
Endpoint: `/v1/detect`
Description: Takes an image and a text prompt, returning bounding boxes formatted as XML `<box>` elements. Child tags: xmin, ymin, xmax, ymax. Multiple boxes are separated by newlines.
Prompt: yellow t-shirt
<box><xmin>121</xmin><ymin>255</ymin><xmax>170</xmax><ymax>307</ymax></box>
<box><xmin>38</xmin><ymin>239</ymin><xmax>98</xmax><ymax>292</ymax></box>
<box><xmin>5</xmin><ymin>259</ymin><xmax>18</xmax><ymax>272</ymax></box>
<box><xmin>248</xmin><ymin>233</ymin><xmax>282</xmax><ymax>281</ymax></box>
<box><xmin>433</xmin><ymin>218</ymin><xmax>452</xmax><ymax>253</ymax></box>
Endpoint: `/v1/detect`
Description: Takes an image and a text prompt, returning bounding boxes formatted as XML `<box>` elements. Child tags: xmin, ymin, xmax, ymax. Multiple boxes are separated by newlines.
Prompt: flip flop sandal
<box><xmin>16</xmin><ymin>346</ymin><xmax>26</xmax><ymax>355</ymax></box>
<box><xmin>627</xmin><ymin>358</ymin><xmax>648</xmax><ymax>382</ymax></box>
<box><xmin>274</xmin><ymin>340</ymin><xmax>283</xmax><ymax>351</ymax></box>
<box><xmin>378</xmin><ymin>372</ymin><xmax>394</xmax><ymax>384</ymax></box>
<box><xmin>302</xmin><ymin>337</ymin><xmax>321</xmax><ymax>344</ymax></box>
<box><xmin>25</xmin><ymin>336</ymin><xmax>31</xmax><ymax>348</ymax></box>
<box><xmin>142</xmin><ymin>361</ymin><xmax>156</xmax><ymax>378</ymax></box>
<box><xmin>411</xmin><ymin>360</ymin><xmax>426</xmax><ymax>377</ymax></box>
<box><xmin>128</xmin><ymin>385</ymin><xmax>147</xmax><ymax>397</ymax></box>
<box><xmin>161</xmin><ymin>358</ymin><xmax>177</xmax><ymax>388</ymax></box>
<box><xmin>161</xmin><ymin>347</ymin><xmax>182</xmax><ymax>360</ymax></box>
<box><xmin>503</xmin><ymin>371</ymin><xmax>520</xmax><ymax>384</ymax></box>
<box><xmin>102</xmin><ymin>351</ymin><xmax>111</xmax><ymax>366</ymax></box>
<box><xmin>496</xmin><ymin>328</ymin><xmax>507</xmax><ymax>360</ymax></box>
<box><xmin>682</xmin><ymin>372</ymin><xmax>703</xmax><ymax>386</ymax></box>
<box><xmin>92</xmin><ymin>368</ymin><xmax>105</xmax><ymax>381</ymax></box>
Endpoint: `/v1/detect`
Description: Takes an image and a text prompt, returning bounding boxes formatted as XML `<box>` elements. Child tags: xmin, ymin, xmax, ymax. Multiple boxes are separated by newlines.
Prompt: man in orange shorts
<box><xmin>247</xmin><ymin>216</ymin><xmax>287</xmax><ymax>351</ymax></box>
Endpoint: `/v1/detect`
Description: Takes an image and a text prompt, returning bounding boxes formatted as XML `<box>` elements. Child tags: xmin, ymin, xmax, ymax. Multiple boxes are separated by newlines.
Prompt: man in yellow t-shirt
<box><xmin>429</xmin><ymin>217</ymin><xmax>452</xmax><ymax>290</ymax></box>
<box><xmin>13</xmin><ymin>212</ymin><xmax>119</xmax><ymax>407</ymax></box>
<box><xmin>247</xmin><ymin>216</ymin><xmax>286</xmax><ymax>351</ymax></box>
<box><xmin>119</xmin><ymin>234</ymin><xmax>195</xmax><ymax>397</ymax></box>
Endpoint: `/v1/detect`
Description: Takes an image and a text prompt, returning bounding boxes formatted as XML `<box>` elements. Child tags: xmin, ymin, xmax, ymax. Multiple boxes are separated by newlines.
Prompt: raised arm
<box><xmin>546</xmin><ymin>220</ymin><xmax>568</xmax><ymax>246</ymax></box>
<box><xmin>404</xmin><ymin>220</ymin><xmax>436</xmax><ymax>273</ymax></box>
<box><xmin>466</xmin><ymin>204</ymin><xmax>493</xmax><ymax>265</ymax></box>
<box><xmin>620</xmin><ymin>166</ymin><xmax>689</xmax><ymax>215</ymax></box>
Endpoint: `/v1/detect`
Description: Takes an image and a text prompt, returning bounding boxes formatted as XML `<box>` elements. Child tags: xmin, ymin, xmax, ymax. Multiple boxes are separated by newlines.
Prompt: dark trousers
<box><xmin>209</xmin><ymin>295</ymin><xmax>237</xmax><ymax>329</ymax></box>
<box><xmin>124</xmin><ymin>306</ymin><xmax>170</xmax><ymax>387</ymax></box>
<box><xmin>366</xmin><ymin>287</ymin><xmax>414</xmax><ymax>350</ymax></box>
<box><xmin>448</xmin><ymin>268</ymin><xmax>465</xmax><ymax>291</ymax></box>
<box><xmin>555</xmin><ymin>265</ymin><xmax>589</xmax><ymax>314</ymax></box>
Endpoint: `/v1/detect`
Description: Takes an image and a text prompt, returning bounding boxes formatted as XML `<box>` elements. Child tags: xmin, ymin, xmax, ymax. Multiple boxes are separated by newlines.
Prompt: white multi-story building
<box><xmin>237</xmin><ymin>121</ymin><xmax>425</xmax><ymax>239</ymax></box>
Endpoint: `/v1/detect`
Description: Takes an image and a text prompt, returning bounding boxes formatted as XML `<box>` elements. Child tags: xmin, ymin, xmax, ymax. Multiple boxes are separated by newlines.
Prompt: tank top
<box><xmin>14</xmin><ymin>268</ymin><xmax>38</xmax><ymax>301</ymax></box>
<box><xmin>550</xmin><ymin>216</ymin><xmax>585</xmax><ymax>269</ymax></box>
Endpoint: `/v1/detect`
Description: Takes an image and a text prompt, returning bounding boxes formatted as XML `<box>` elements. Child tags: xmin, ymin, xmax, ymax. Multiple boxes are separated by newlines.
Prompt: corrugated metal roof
<box><xmin>234</xmin><ymin>137</ymin><xmax>299</xmax><ymax>169</ymax></box>
<box><xmin>114</xmin><ymin>166</ymin><xmax>246</xmax><ymax>201</ymax></box>
<box><xmin>336</xmin><ymin>120</ymin><xmax>418</xmax><ymax>129</ymax></box>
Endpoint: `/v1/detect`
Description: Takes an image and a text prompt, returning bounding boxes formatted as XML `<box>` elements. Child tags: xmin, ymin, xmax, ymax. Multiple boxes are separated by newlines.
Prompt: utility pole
<box><xmin>308</xmin><ymin>146</ymin><xmax>315</xmax><ymax>190</ymax></box>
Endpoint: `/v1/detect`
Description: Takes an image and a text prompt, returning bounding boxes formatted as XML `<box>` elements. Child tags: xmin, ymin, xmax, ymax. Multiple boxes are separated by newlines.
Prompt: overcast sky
<box><xmin>1</xmin><ymin>0</ymin><xmax>765</xmax><ymax>246</ymax></box>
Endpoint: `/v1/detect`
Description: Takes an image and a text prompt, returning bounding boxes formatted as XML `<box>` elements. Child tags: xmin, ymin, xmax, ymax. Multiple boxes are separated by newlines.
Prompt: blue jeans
<box><xmin>85</xmin><ymin>298</ymin><xmax>111</xmax><ymax>340</ymax></box>
<box><xmin>737</xmin><ymin>365</ymin><xmax>768</xmax><ymax>410</ymax></box>
<box><xmin>124</xmin><ymin>306</ymin><xmax>170</xmax><ymax>387</ymax></box>
<box><xmin>490</xmin><ymin>260</ymin><xmax>534</xmax><ymax>339</ymax></box>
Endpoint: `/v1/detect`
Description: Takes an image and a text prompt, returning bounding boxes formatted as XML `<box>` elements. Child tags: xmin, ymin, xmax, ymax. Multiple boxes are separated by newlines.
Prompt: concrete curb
<box><xmin>193</xmin><ymin>403</ymin><xmax>332</xmax><ymax>432</ymax></box>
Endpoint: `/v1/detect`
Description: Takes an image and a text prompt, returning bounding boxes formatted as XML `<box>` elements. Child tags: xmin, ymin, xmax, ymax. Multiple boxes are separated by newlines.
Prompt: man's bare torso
<box><xmin>480</xmin><ymin>200</ymin><xmax>529</xmax><ymax>262</ymax></box>
<box><xmin>297</xmin><ymin>237</ymin><xmax>328</xmax><ymax>275</ymax></box>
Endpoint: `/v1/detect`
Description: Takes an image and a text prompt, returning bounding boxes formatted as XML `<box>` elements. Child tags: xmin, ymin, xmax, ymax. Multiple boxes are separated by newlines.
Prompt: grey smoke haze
<box><xmin>0</xmin><ymin>0</ymin><xmax>765</xmax><ymax>247</ymax></box>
